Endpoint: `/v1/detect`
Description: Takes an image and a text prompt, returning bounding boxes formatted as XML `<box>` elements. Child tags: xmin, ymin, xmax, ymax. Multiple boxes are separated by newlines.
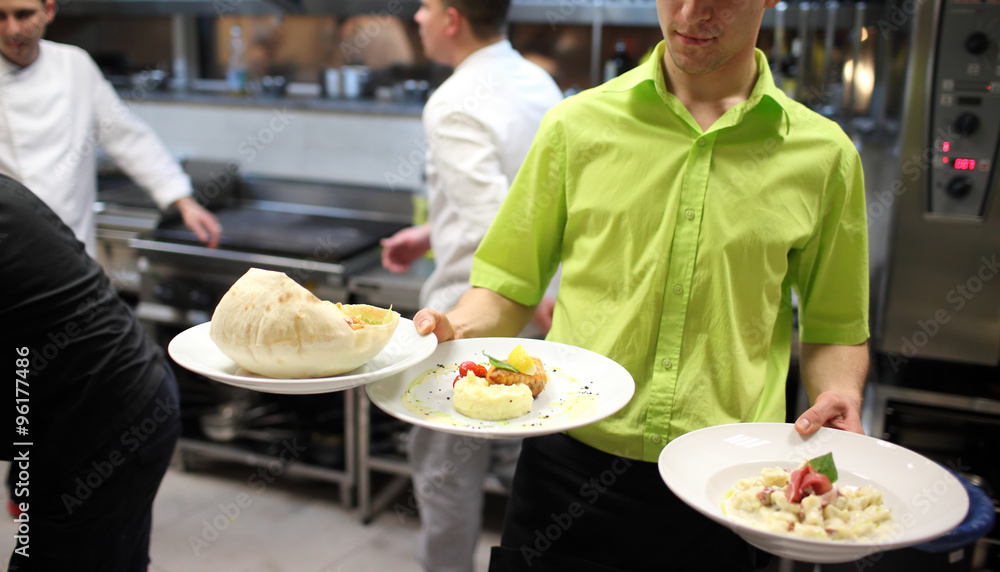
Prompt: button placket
<box><xmin>646</xmin><ymin>132</ymin><xmax>713</xmax><ymax>460</ymax></box>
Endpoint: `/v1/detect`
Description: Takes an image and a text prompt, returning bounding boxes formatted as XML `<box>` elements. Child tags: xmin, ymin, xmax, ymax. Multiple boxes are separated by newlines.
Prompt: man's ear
<box><xmin>43</xmin><ymin>0</ymin><xmax>57</xmax><ymax>23</ymax></box>
<box><xmin>444</xmin><ymin>6</ymin><xmax>463</xmax><ymax>37</ymax></box>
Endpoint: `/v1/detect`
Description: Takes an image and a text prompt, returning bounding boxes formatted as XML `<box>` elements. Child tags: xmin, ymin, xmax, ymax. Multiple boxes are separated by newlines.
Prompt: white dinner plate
<box><xmin>366</xmin><ymin>337</ymin><xmax>635</xmax><ymax>439</ymax></box>
<box><xmin>167</xmin><ymin>319</ymin><xmax>437</xmax><ymax>394</ymax></box>
<box><xmin>658</xmin><ymin>422</ymin><xmax>969</xmax><ymax>563</ymax></box>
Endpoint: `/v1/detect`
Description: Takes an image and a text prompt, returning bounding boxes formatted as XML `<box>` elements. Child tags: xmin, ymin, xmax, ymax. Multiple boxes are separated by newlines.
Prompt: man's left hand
<box><xmin>174</xmin><ymin>196</ymin><xmax>221</xmax><ymax>248</ymax></box>
<box><xmin>794</xmin><ymin>390</ymin><xmax>863</xmax><ymax>436</ymax></box>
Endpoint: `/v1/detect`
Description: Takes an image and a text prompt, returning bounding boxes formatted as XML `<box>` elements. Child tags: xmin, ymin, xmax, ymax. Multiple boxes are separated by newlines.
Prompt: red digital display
<box><xmin>953</xmin><ymin>158</ymin><xmax>976</xmax><ymax>170</ymax></box>
<box><xmin>942</xmin><ymin>141</ymin><xmax>951</xmax><ymax>152</ymax></box>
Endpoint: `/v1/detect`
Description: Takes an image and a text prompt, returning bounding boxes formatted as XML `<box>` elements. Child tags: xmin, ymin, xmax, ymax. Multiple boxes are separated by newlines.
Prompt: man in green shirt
<box><xmin>414</xmin><ymin>0</ymin><xmax>870</xmax><ymax>568</ymax></box>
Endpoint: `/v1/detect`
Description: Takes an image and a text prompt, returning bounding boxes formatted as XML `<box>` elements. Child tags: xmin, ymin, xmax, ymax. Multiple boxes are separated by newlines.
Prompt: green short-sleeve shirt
<box><xmin>470</xmin><ymin>42</ymin><xmax>870</xmax><ymax>462</ymax></box>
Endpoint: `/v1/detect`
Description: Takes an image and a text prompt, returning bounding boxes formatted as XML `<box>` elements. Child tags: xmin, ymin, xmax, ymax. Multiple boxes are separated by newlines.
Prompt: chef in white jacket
<box><xmin>0</xmin><ymin>0</ymin><xmax>220</xmax><ymax>258</ymax></box>
<box><xmin>380</xmin><ymin>1</ymin><xmax>561</xmax><ymax>570</ymax></box>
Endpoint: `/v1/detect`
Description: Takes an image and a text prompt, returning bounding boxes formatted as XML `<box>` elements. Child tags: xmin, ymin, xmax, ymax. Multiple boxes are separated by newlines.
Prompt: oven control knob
<box><xmin>965</xmin><ymin>32</ymin><xmax>989</xmax><ymax>55</ymax></box>
<box><xmin>189</xmin><ymin>288</ymin><xmax>214</xmax><ymax>309</ymax></box>
<box><xmin>946</xmin><ymin>176</ymin><xmax>974</xmax><ymax>198</ymax></box>
<box><xmin>952</xmin><ymin>112</ymin><xmax>980</xmax><ymax>137</ymax></box>
<box><xmin>153</xmin><ymin>282</ymin><xmax>178</xmax><ymax>304</ymax></box>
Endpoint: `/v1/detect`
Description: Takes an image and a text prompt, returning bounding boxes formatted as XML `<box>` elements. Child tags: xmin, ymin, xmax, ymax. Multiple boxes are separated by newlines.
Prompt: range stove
<box><xmin>132</xmin><ymin>177</ymin><xmax>412</xmax><ymax>328</ymax></box>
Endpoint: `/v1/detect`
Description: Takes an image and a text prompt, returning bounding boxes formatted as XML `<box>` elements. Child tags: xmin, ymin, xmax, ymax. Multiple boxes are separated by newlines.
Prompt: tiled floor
<box><xmin>0</xmin><ymin>459</ymin><xmax>502</xmax><ymax>571</ymax></box>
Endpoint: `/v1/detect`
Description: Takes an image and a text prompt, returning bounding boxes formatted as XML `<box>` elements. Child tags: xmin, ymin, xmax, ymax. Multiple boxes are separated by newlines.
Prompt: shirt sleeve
<box><xmin>89</xmin><ymin>59</ymin><xmax>192</xmax><ymax>211</ymax></box>
<box><xmin>470</xmin><ymin>111</ymin><xmax>567</xmax><ymax>306</ymax></box>
<box><xmin>790</xmin><ymin>147</ymin><xmax>870</xmax><ymax>345</ymax></box>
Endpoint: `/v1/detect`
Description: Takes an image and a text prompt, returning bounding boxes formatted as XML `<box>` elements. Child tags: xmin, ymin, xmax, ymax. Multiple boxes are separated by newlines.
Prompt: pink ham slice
<box><xmin>785</xmin><ymin>463</ymin><xmax>833</xmax><ymax>503</ymax></box>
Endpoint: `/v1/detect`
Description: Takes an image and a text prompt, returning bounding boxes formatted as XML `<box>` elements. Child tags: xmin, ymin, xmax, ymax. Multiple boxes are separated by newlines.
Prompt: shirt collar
<box><xmin>0</xmin><ymin>53</ymin><xmax>22</xmax><ymax>78</ymax></box>
<box><xmin>603</xmin><ymin>41</ymin><xmax>792</xmax><ymax>134</ymax></box>
<box><xmin>454</xmin><ymin>39</ymin><xmax>514</xmax><ymax>73</ymax></box>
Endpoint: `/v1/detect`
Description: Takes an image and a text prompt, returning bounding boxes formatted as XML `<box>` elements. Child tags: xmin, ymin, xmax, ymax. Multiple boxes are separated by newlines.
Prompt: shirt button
<box><xmin>673</xmin><ymin>284</ymin><xmax>683</xmax><ymax>294</ymax></box>
<box><xmin>697</xmin><ymin>139</ymin><xmax>707</xmax><ymax>147</ymax></box>
<box><xmin>662</xmin><ymin>359</ymin><xmax>672</xmax><ymax>369</ymax></box>
<box><xmin>685</xmin><ymin>209</ymin><xmax>695</xmax><ymax>220</ymax></box>
<box><xmin>651</xmin><ymin>434</ymin><xmax>662</xmax><ymax>444</ymax></box>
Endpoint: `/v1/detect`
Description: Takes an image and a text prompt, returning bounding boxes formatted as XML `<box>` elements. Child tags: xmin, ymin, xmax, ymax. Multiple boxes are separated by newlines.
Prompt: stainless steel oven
<box><xmin>867</xmin><ymin>1</ymin><xmax>1000</xmax><ymax>567</ymax></box>
<box><xmin>874</xmin><ymin>0</ymin><xmax>1000</xmax><ymax>367</ymax></box>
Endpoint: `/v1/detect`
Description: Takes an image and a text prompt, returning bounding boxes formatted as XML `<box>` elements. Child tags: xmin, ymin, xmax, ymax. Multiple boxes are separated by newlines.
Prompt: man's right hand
<box><xmin>380</xmin><ymin>224</ymin><xmax>431</xmax><ymax>273</ymax></box>
<box><xmin>413</xmin><ymin>308</ymin><xmax>458</xmax><ymax>342</ymax></box>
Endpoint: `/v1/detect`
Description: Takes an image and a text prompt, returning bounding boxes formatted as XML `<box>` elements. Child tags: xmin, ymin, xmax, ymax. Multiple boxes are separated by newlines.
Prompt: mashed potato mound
<box><xmin>453</xmin><ymin>372</ymin><xmax>533</xmax><ymax>420</ymax></box>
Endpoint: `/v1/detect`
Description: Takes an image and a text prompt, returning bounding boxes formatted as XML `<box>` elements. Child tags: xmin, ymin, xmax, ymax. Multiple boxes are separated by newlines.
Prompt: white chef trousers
<box><xmin>408</xmin><ymin>425</ymin><xmax>520</xmax><ymax>572</ymax></box>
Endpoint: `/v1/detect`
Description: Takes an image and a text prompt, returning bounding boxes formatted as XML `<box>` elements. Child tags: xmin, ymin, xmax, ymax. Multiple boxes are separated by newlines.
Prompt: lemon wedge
<box><xmin>507</xmin><ymin>345</ymin><xmax>536</xmax><ymax>375</ymax></box>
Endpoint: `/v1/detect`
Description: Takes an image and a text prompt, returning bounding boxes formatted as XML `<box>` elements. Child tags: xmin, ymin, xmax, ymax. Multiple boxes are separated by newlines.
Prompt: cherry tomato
<box><xmin>458</xmin><ymin>361</ymin><xmax>478</xmax><ymax>377</ymax></box>
<box><xmin>472</xmin><ymin>364</ymin><xmax>487</xmax><ymax>377</ymax></box>
<box><xmin>453</xmin><ymin>374</ymin><xmax>462</xmax><ymax>387</ymax></box>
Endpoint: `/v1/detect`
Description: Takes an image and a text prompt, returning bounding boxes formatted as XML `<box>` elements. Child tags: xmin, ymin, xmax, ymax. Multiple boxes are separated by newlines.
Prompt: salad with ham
<box><xmin>724</xmin><ymin>453</ymin><xmax>898</xmax><ymax>542</ymax></box>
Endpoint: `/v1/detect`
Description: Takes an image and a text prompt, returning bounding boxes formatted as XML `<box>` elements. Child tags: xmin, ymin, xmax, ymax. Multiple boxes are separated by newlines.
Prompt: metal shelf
<box><xmin>356</xmin><ymin>390</ymin><xmax>508</xmax><ymax>525</ymax></box>
<box><xmin>508</xmin><ymin>1</ymin><xmax>874</xmax><ymax>28</ymax></box>
<box><xmin>174</xmin><ymin>386</ymin><xmax>358</xmax><ymax>508</ymax></box>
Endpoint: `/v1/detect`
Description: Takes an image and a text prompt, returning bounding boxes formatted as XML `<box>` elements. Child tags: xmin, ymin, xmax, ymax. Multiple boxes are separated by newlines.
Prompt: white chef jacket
<box><xmin>421</xmin><ymin>40</ymin><xmax>562</xmax><ymax>311</ymax></box>
<box><xmin>0</xmin><ymin>40</ymin><xmax>192</xmax><ymax>257</ymax></box>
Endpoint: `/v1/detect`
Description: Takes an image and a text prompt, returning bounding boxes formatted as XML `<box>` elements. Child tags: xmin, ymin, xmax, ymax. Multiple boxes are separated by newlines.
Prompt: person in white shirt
<box><xmin>0</xmin><ymin>0</ymin><xmax>220</xmax><ymax>259</ymax></box>
<box><xmin>379</xmin><ymin>1</ymin><xmax>562</xmax><ymax>570</ymax></box>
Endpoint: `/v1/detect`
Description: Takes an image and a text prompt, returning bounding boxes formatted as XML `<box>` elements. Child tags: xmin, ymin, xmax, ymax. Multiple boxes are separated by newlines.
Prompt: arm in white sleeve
<box><xmin>90</xmin><ymin>62</ymin><xmax>192</xmax><ymax>211</ymax></box>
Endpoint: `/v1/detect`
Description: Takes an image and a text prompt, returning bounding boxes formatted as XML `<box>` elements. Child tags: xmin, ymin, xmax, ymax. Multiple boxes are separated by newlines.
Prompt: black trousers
<box><xmin>489</xmin><ymin>433</ymin><xmax>766</xmax><ymax>572</ymax></box>
<box><xmin>8</xmin><ymin>365</ymin><xmax>181</xmax><ymax>572</ymax></box>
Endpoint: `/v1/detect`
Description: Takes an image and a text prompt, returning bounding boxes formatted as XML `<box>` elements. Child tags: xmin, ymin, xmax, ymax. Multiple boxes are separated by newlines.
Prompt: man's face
<box><xmin>0</xmin><ymin>0</ymin><xmax>53</xmax><ymax>67</ymax></box>
<box><xmin>657</xmin><ymin>0</ymin><xmax>776</xmax><ymax>75</ymax></box>
<box><xmin>414</xmin><ymin>0</ymin><xmax>452</xmax><ymax>65</ymax></box>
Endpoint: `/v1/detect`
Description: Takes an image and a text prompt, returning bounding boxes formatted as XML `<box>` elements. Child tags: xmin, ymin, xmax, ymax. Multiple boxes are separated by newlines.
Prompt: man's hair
<box><xmin>443</xmin><ymin>0</ymin><xmax>510</xmax><ymax>40</ymax></box>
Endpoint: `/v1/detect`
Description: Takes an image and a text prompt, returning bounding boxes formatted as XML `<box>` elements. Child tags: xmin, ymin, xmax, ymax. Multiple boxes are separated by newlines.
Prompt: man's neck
<box><xmin>449</xmin><ymin>35</ymin><xmax>505</xmax><ymax>69</ymax></box>
<box><xmin>662</xmin><ymin>47</ymin><xmax>759</xmax><ymax>131</ymax></box>
<box><xmin>1</xmin><ymin>45</ymin><xmax>40</xmax><ymax>69</ymax></box>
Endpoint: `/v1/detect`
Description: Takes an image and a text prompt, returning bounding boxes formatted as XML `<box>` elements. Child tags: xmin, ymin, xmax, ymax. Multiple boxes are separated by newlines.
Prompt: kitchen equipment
<box><xmin>130</xmin><ymin>69</ymin><xmax>170</xmax><ymax>91</ymax></box>
<box><xmin>875</xmin><ymin>0</ymin><xmax>1000</xmax><ymax>367</ymax></box>
<box><xmin>95</xmin><ymin>158</ymin><xmax>238</xmax><ymax>295</ymax></box>
<box><xmin>341</xmin><ymin>65</ymin><xmax>369</xmax><ymax>100</ymax></box>
<box><xmin>322</xmin><ymin>68</ymin><xmax>341</xmax><ymax>98</ymax></box>
<box><xmin>133</xmin><ymin>177</ymin><xmax>411</xmax><ymax>330</ymax></box>
<box><xmin>259</xmin><ymin>75</ymin><xmax>287</xmax><ymax>97</ymax></box>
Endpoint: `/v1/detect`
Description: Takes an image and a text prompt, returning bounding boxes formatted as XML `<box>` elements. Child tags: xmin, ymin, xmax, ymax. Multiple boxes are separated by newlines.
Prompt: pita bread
<box><xmin>209</xmin><ymin>268</ymin><xmax>400</xmax><ymax>378</ymax></box>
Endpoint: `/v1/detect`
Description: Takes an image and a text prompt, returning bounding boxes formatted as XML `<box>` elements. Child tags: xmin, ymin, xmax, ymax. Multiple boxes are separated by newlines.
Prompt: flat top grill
<box><xmin>154</xmin><ymin>207</ymin><xmax>407</xmax><ymax>263</ymax></box>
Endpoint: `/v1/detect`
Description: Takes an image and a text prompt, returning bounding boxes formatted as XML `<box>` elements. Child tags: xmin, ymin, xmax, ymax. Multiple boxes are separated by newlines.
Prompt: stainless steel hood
<box><xmin>54</xmin><ymin>0</ymin><xmax>422</xmax><ymax>16</ymax></box>
<box><xmin>56</xmin><ymin>0</ymin><xmax>298</xmax><ymax>16</ymax></box>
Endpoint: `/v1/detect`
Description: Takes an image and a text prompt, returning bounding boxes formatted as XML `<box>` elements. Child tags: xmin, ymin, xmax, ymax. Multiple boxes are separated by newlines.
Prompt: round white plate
<box><xmin>366</xmin><ymin>337</ymin><xmax>635</xmax><ymax>439</ymax></box>
<box><xmin>167</xmin><ymin>319</ymin><xmax>437</xmax><ymax>394</ymax></box>
<box><xmin>658</xmin><ymin>422</ymin><xmax>969</xmax><ymax>563</ymax></box>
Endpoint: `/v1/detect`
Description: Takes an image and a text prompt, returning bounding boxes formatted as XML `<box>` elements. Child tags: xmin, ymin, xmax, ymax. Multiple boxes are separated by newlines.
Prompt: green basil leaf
<box><xmin>808</xmin><ymin>452</ymin><xmax>838</xmax><ymax>484</ymax></box>
<box><xmin>484</xmin><ymin>352</ymin><xmax>519</xmax><ymax>372</ymax></box>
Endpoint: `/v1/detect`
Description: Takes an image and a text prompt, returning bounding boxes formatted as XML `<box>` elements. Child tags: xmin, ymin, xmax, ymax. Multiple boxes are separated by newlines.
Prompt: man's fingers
<box><xmin>414</xmin><ymin>309</ymin><xmax>455</xmax><ymax>342</ymax></box>
<box><xmin>794</xmin><ymin>405</ymin><xmax>827</xmax><ymax>435</ymax></box>
<box><xmin>414</xmin><ymin>309</ymin><xmax>436</xmax><ymax>336</ymax></box>
<box><xmin>794</xmin><ymin>392</ymin><xmax>864</xmax><ymax>435</ymax></box>
<box><xmin>191</xmin><ymin>221</ymin><xmax>209</xmax><ymax>243</ymax></box>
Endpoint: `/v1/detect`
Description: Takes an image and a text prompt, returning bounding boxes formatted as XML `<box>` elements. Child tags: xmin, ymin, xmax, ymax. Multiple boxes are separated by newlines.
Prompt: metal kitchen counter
<box><xmin>118</xmin><ymin>89</ymin><xmax>425</xmax><ymax>118</ymax></box>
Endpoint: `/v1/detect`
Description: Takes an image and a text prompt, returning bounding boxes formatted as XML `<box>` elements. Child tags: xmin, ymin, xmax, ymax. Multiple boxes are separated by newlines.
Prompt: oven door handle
<box><xmin>129</xmin><ymin>239</ymin><xmax>347</xmax><ymax>275</ymax></box>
